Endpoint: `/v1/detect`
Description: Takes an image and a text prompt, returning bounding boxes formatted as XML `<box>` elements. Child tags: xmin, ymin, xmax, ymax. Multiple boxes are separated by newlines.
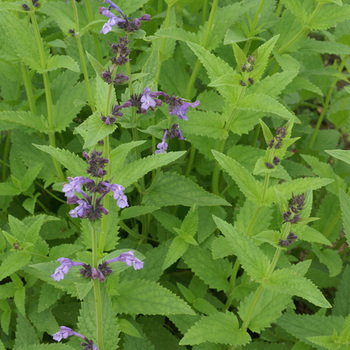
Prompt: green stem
<box><xmin>30</xmin><ymin>10</ymin><xmax>65</xmax><ymax>181</ymax></box>
<box><xmin>184</xmin><ymin>0</ymin><xmax>219</xmax><ymax>176</ymax></box>
<box><xmin>243</xmin><ymin>0</ymin><xmax>266</xmax><ymax>54</ymax></box>
<box><xmin>91</xmin><ymin>223</ymin><xmax>104</xmax><ymax>350</ymax></box>
<box><xmin>20</xmin><ymin>63</ymin><xmax>36</xmax><ymax>114</ymax></box>
<box><xmin>84</xmin><ymin>0</ymin><xmax>103</xmax><ymax>63</ymax></box>
<box><xmin>2</xmin><ymin>131</ymin><xmax>11</xmax><ymax>181</ymax></box>
<box><xmin>241</xmin><ymin>223</ymin><xmax>290</xmax><ymax>331</ymax></box>
<box><xmin>35</xmin><ymin>181</ymin><xmax>67</xmax><ymax>204</ymax></box>
<box><xmin>71</xmin><ymin>0</ymin><xmax>95</xmax><ymax>112</ymax></box>
<box><xmin>309</xmin><ymin>56</ymin><xmax>348</xmax><ymax>148</ymax></box>
<box><xmin>251</xmin><ymin>124</ymin><xmax>260</xmax><ymax>147</ymax></box>
<box><xmin>224</xmin><ymin>259</ymin><xmax>240</xmax><ymax>310</ymax></box>
<box><xmin>276</xmin><ymin>0</ymin><xmax>284</xmax><ymax>17</ymax></box>
<box><xmin>202</xmin><ymin>0</ymin><xmax>209</xmax><ymax>25</ymax></box>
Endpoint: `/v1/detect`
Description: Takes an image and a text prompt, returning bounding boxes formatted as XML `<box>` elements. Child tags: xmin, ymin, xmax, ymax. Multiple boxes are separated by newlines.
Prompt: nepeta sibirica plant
<box><xmin>2</xmin><ymin>0</ymin><xmax>350</xmax><ymax>349</ymax></box>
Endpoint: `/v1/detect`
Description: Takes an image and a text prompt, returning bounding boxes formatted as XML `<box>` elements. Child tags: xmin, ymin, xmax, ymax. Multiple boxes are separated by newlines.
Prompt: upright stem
<box><xmin>20</xmin><ymin>63</ymin><xmax>36</xmax><ymax>114</ymax></box>
<box><xmin>29</xmin><ymin>10</ymin><xmax>65</xmax><ymax>181</ymax></box>
<box><xmin>71</xmin><ymin>0</ymin><xmax>95</xmax><ymax>112</ymax></box>
<box><xmin>184</xmin><ymin>0</ymin><xmax>219</xmax><ymax>176</ymax></box>
<box><xmin>98</xmin><ymin>68</ymin><xmax>117</xmax><ymax>256</ymax></box>
<box><xmin>91</xmin><ymin>223</ymin><xmax>104</xmax><ymax>350</ymax></box>
<box><xmin>84</xmin><ymin>0</ymin><xmax>103</xmax><ymax>63</ymax></box>
<box><xmin>243</xmin><ymin>0</ymin><xmax>266</xmax><ymax>54</ymax></box>
<box><xmin>309</xmin><ymin>56</ymin><xmax>348</xmax><ymax>148</ymax></box>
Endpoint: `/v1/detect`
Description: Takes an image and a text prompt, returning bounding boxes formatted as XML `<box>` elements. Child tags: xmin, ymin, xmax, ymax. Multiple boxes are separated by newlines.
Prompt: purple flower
<box><xmin>171</xmin><ymin>123</ymin><xmax>184</xmax><ymax>140</ymax></box>
<box><xmin>53</xmin><ymin>326</ymin><xmax>98</xmax><ymax>350</ymax></box>
<box><xmin>106</xmin><ymin>251</ymin><xmax>144</xmax><ymax>270</ymax></box>
<box><xmin>69</xmin><ymin>199</ymin><xmax>92</xmax><ymax>219</ymax></box>
<box><xmin>141</xmin><ymin>87</ymin><xmax>157</xmax><ymax>110</ymax></box>
<box><xmin>101</xmin><ymin>182</ymin><xmax>129</xmax><ymax>208</ymax></box>
<box><xmin>99</xmin><ymin>7</ymin><xmax>126</xmax><ymax>34</ymax></box>
<box><xmin>155</xmin><ymin>130</ymin><xmax>168</xmax><ymax>155</ymax></box>
<box><xmin>169</xmin><ymin>100</ymin><xmax>200</xmax><ymax>121</ymax></box>
<box><xmin>51</xmin><ymin>258</ymin><xmax>85</xmax><ymax>281</ymax></box>
<box><xmin>62</xmin><ymin>176</ymin><xmax>87</xmax><ymax>198</ymax></box>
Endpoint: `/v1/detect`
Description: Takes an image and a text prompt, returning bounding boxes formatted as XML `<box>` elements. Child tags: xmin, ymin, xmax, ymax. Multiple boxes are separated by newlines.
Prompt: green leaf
<box><xmin>333</xmin><ymin>265</ymin><xmax>350</xmax><ymax>316</ymax></box>
<box><xmin>251</xmin><ymin>35</ymin><xmax>279</xmax><ymax>81</ymax></box>
<box><xmin>0</xmin><ymin>252</ymin><xmax>31</xmax><ymax>281</ymax></box>
<box><xmin>237</xmin><ymin>94</ymin><xmax>294</xmax><ymax>120</ymax></box>
<box><xmin>212</xmin><ymin>151</ymin><xmax>266</xmax><ymax>205</ymax></box>
<box><xmin>180</xmin><ymin>311</ymin><xmax>250</xmax><ymax>346</ymax></box>
<box><xmin>94</xmin><ymin>75</ymin><xmax>116</xmax><ymax>115</ymax></box>
<box><xmin>238</xmin><ymin>290</ymin><xmax>292</xmax><ymax>333</ymax></box>
<box><xmin>308</xmin><ymin>4</ymin><xmax>350</xmax><ymax>30</ymax></box>
<box><xmin>117</xmin><ymin>152</ymin><xmax>185</xmax><ymax>188</ymax></box>
<box><xmin>186</xmin><ymin>41</ymin><xmax>237</xmax><ymax>100</ymax></box>
<box><xmin>313</xmin><ymin>246</ymin><xmax>342</xmax><ymax>277</ymax></box>
<box><xmin>78</xmin><ymin>287</ymin><xmax>119</xmax><ymax>350</ymax></box>
<box><xmin>296</xmin><ymin>226</ymin><xmax>332</xmax><ymax>245</ymax></box>
<box><xmin>300</xmin><ymin>37</ymin><xmax>350</xmax><ymax>54</ymax></box>
<box><xmin>326</xmin><ymin>149</ymin><xmax>350</xmax><ymax>165</ymax></box>
<box><xmin>265</xmin><ymin>267</ymin><xmax>331</xmax><ymax>308</ymax></box>
<box><xmin>338</xmin><ymin>189</ymin><xmax>350</xmax><ymax>245</ymax></box>
<box><xmin>180</xmin><ymin>110</ymin><xmax>227</xmax><ymax>139</ymax></box>
<box><xmin>114</xmin><ymin>279</ymin><xmax>195</xmax><ymax>315</ymax></box>
<box><xmin>20</xmin><ymin>164</ymin><xmax>43</xmax><ymax>192</ymax></box>
<box><xmin>274</xmin><ymin>177</ymin><xmax>334</xmax><ymax>200</ymax></box>
<box><xmin>142</xmin><ymin>171</ymin><xmax>229</xmax><ymax>207</ymax></box>
<box><xmin>277</xmin><ymin>314</ymin><xmax>344</xmax><ymax>347</ymax></box>
<box><xmin>214</xmin><ymin>217</ymin><xmax>270</xmax><ymax>282</ymax></box>
<box><xmin>0</xmin><ymin>111</ymin><xmax>49</xmax><ymax>133</ymax></box>
<box><xmin>43</xmin><ymin>55</ymin><xmax>79</xmax><ymax>73</ymax></box>
<box><xmin>38</xmin><ymin>284</ymin><xmax>61</xmax><ymax>313</ymax></box>
<box><xmin>154</xmin><ymin>27</ymin><xmax>198</xmax><ymax>44</ymax></box>
<box><xmin>14</xmin><ymin>286</ymin><xmax>25</xmax><ymax>316</ymax></box>
<box><xmin>79</xmin><ymin>113</ymin><xmax>117</xmax><ymax>148</ymax></box>
<box><xmin>33</xmin><ymin>145</ymin><xmax>86</xmax><ymax>176</ymax></box>
<box><xmin>110</xmin><ymin>141</ymin><xmax>146</xmax><ymax>174</ymax></box>
<box><xmin>120</xmin><ymin>205</ymin><xmax>160</xmax><ymax>220</ymax></box>
<box><xmin>13</xmin><ymin>314</ymin><xmax>39</xmax><ymax>349</ymax></box>
<box><xmin>282</xmin><ymin>0</ymin><xmax>308</xmax><ymax>23</ymax></box>
<box><xmin>0</xmin><ymin>182</ymin><xmax>21</xmax><ymax>196</ymax></box>
<box><xmin>176</xmin><ymin>206</ymin><xmax>198</xmax><ymax>241</ymax></box>
<box><xmin>86</xmin><ymin>51</ymin><xmax>105</xmax><ymax>77</ymax></box>
<box><xmin>163</xmin><ymin>236</ymin><xmax>189</xmax><ymax>270</ymax></box>
<box><xmin>301</xmin><ymin>154</ymin><xmax>346</xmax><ymax>194</ymax></box>
<box><xmin>183</xmin><ymin>245</ymin><xmax>231</xmax><ymax>292</ymax></box>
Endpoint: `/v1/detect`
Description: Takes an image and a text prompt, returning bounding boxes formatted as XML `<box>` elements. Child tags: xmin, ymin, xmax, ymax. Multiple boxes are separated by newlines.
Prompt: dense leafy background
<box><xmin>1</xmin><ymin>0</ymin><xmax>350</xmax><ymax>349</ymax></box>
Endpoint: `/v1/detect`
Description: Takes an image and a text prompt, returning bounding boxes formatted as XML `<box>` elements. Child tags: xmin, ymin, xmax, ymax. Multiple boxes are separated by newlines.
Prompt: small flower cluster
<box><xmin>99</xmin><ymin>0</ymin><xmax>150</xmax><ymax>35</ymax></box>
<box><xmin>265</xmin><ymin>127</ymin><xmax>287</xmax><ymax>169</ymax></box>
<box><xmin>53</xmin><ymin>326</ymin><xmax>98</xmax><ymax>350</ymax></box>
<box><xmin>282</xmin><ymin>193</ymin><xmax>305</xmax><ymax>224</ymax></box>
<box><xmin>155</xmin><ymin>124</ymin><xmax>184</xmax><ymax>154</ymax></box>
<box><xmin>240</xmin><ymin>56</ymin><xmax>255</xmax><ymax>86</ymax></box>
<box><xmin>279</xmin><ymin>232</ymin><xmax>298</xmax><ymax>247</ymax></box>
<box><xmin>279</xmin><ymin>194</ymin><xmax>304</xmax><ymax>247</ymax></box>
<box><xmin>22</xmin><ymin>0</ymin><xmax>40</xmax><ymax>11</ymax></box>
<box><xmin>63</xmin><ymin>150</ymin><xmax>128</xmax><ymax>220</ymax></box>
<box><xmin>51</xmin><ymin>251</ymin><xmax>143</xmax><ymax>282</ymax></box>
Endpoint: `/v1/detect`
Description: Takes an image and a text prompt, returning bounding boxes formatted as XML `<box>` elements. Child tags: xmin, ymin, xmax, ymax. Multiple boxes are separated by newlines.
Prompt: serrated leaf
<box><xmin>154</xmin><ymin>27</ymin><xmax>198</xmax><ymax>44</ymax></box>
<box><xmin>94</xmin><ymin>75</ymin><xmax>116</xmax><ymax>115</ymax></box>
<box><xmin>114</xmin><ymin>279</ymin><xmax>194</xmax><ymax>315</ymax></box>
<box><xmin>33</xmin><ymin>145</ymin><xmax>86</xmax><ymax>176</ymax></box>
<box><xmin>265</xmin><ymin>267</ymin><xmax>331</xmax><ymax>308</ymax></box>
<box><xmin>163</xmin><ymin>236</ymin><xmax>189</xmax><ymax>270</ymax></box>
<box><xmin>0</xmin><ymin>252</ymin><xmax>31</xmax><ymax>281</ymax></box>
<box><xmin>78</xmin><ymin>287</ymin><xmax>119</xmax><ymax>350</ymax></box>
<box><xmin>277</xmin><ymin>314</ymin><xmax>344</xmax><ymax>347</ymax></box>
<box><xmin>180</xmin><ymin>312</ymin><xmax>250</xmax><ymax>346</ymax></box>
<box><xmin>180</xmin><ymin>110</ymin><xmax>227</xmax><ymax>139</ymax></box>
<box><xmin>38</xmin><ymin>284</ymin><xmax>61</xmax><ymax>313</ymax></box>
<box><xmin>142</xmin><ymin>171</ymin><xmax>229</xmax><ymax>207</ymax></box>
<box><xmin>43</xmin><ymin>55</ymin><xmax>79</xmax><ymax>73</ymax></box>
<box><xmin>308</xmin><ymin>4</ymin><xmax>350</xmax><ymax>30</ymax></box>
<box><xmin>237</xmin><ymin>94</ymin><xmax>293</xmax><ymax>120</ymax></box>
<box><xmin>183</xmin><ymin>245</ymin><xmax>231</xmax><ymax>292</ymax></box>
<box><xmin>178</xmin><ymin>206</ymin><xmax>198</xmax><ymax>240</ymax></box>
<box><xmin>274</xmin><ymin>177</ymin><xmax>334</xmax><ymax>200</ymax></box>
<box><xmin>296</xmin><ymin>226</ymin><xmax>332</xmax><ymax>245</ymax></box>
<box><xmin>300</xmin><ymin>37</ymin><xmax>350</xmax><ymax>54</ymax></box>
<box><xmin>326</xmin><ymin>149</ymin><xmax>350</xmax><ymax>165</ymax></box>
<box><xmin>212</xmin><ymin>150</ymin><xmax>265</xmax><ymax>204</ymax></box>
<box><xmin>186</xmin><ymin>41</ymin><xmax>237</xmax><ymax>100</ymax></box>
<box><xmin>333</xmin><ymin>265</ymin><xmax>350</xmax><ymax>316</ymax></box>
<box><xmin>120</xmin><ymin>205</ymin><xmax>160</xmax><ymax>220</ymax></box>
<box><xmin>117</xmin><ymin>151</ymin><xmax>185</xmax><ymax>188</ymax></box>
<box><xmin>110</xmin><ymin>141</ymin><xmax>146</xmax><ymax>174</ymax></box>
<box><xmin>251</xmin><ymin>35</ymin><xmax>279</xmax><ymax>81</ymax></box>
<box><xmin>21</xmin><ymin>164</ymin><xmax>43</xmax><ymax>192</ymax></box>
<box><xmin>0</xmin><ymin>111</ymin><xmax>49</xmax><ymax>133</ymax></box>
<box><xmin>283</xmin><ymin>0</ymin><xmax>308</xmax><ymax>23</ymax></box>
<box><xmin>14</xmin><ymin>286</ymin><xmax>25</xmax><ymax>316</ymax></box>
<box><xmin>339</xmin><ymin>189</ymin><xmax>350</xmax><ymax>245</ymax></box>
<box><xmin>13</xmin><ymin>314</ymin><xmax>39</xmax><ymax>349</ymax></box>
<box><xmin>0</xmin><ymin>182</ymin><xmax>21</xmax><ymax>196</ymax></box>
<box><xmin>238</xmin><ymin>290</ymin><xmax>292</xmax><ymax>333</ymax></box>
<box><xmin>81</xmin><ymin>113</ymin><xmax>117</xmax><ymax>148</ymax></box>
<box><xmin>313</xmin><ymin>246</ymin><xmax>342</xmax><ymax>277</ymax></box>
<box><xmin>86</xmin><ymin>51</ymin><xmax>105</xmax><ymax>77</ymax></box>
<box><xmin>214</xmin><ymin>217</ymin><xmax>270</xmax><ymax>282</ymax></box>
